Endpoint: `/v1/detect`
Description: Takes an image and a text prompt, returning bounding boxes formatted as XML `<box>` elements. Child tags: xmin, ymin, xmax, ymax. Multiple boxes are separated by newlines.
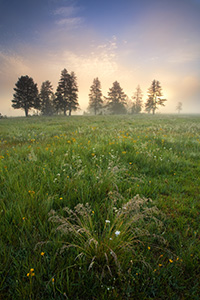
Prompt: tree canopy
<box><xmin>145</xmin><ymin>80</ymin><xmax>167</xmax><ymax>114</ymax></box>
<box><xmin>132</xmin><ymin>85</ymin><xmax>143</xmax><ymax>114</ymax></box>
<box><xmin>54</xmin><ymin>69</ymin><xmax>79</xmax><ymax>116</ymax></box>
<box><xmin>106</xmin><ymin>81</ymin><xmax>127</xmax><ymax>114</ymax></box>
<box><xmin>12</xmin><ymin>75</ymin><xmax>39</xmax><ymax>117</ymax></box>
<box><xmin>40</xmin><ymin>80</ymin><xmax>54</xmax><ymax>116</ymax></box>
<box><xmin>88</xmin><ymin>78</ymin><xmax>103</xmax><ymax>115</ymax></box>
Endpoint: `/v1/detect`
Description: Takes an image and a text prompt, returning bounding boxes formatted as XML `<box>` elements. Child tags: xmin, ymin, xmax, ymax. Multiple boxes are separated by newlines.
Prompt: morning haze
<box><xmin>0</xmin><ymin>0</ymin><xmax>200</xmax><ymax>116</ymax></box>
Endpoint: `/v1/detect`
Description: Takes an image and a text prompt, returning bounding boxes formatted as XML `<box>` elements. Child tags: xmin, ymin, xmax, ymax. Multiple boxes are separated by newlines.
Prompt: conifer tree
<box><xmin>54</xmin><ymin>69</ymin><xmax>79</xmax><ymax>116</ymax></box>
<box><xmin>107</xmin><ymin>81</ymin><xmax>127</xmax><ymax>114</ymax></box>
<box><xmin>145</xmin><ymin>80</ymin><xmax>166</xmax><ymax>114</ymax></box>
<box><xmin>68</xmin><ymin>71</ymin><xmax>79</xmax><ymax>116</ymax></box>
<box><xmin>54</xmin><ymin>69</ymin><xmax>69</xmax><ymax>116</ymax></box>
<box><xmin>12</xmin><ymin>75</ymin><xmax>39</xmax><ymax>117</ymax></box>
<box><xmin>40</xmin><ymin>80</ymin><xmax>54</xmax><ymax>115</ymax></box>
<box><xmin>176</xmin><ymin>102</ymin><xmax>183</xmax><ymax>113</ymax></box>
<box><xmin>88</xmin><ymin>78</ymin><xmax>103</xmax><ymax>115</ymax></box>
<box><xmin>132</xmin><ymin>85</ymin><xmax>143</xmax><ymax>114</ymax></box>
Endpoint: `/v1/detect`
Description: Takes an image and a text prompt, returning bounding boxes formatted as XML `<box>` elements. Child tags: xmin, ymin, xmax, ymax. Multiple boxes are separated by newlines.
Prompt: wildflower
<box><xmin>92</xmin><ymin>211</ymin><xmax>94</xmax><ymax>214</ymax></box>
<box><xmin>153</xmin><ymin>269</ymin><xmax>157</xmax><ymax>272</ymax></box>
<box><xmin>27</xmin><ymin>273</ymin><xmax>30</xmax><ymax>277</ymax></box>
<box><xmin>30</xmin><ymin>268</ymin><xmax>34</xmax><ymax>272</ymax></box>
<box><xmin>148</xmin><ymin>246</ymin><xmax>151</xmax><ymax>250</ymax></box>
<box><xmin>169</xmin><ymin>259</ymin><xmax>173</xmax><ymax>263</ymax></box>
<box><xmin>122</xmin><ymin>151</ymin><xmax>126</xmax><ymax>154</ymax></box>
<box><xmin>22</xmin><ymin>217</ymin><xmax>26</xmax><ymax>221</ymax></box>
<box><xmin>105</xmin><ymin>220</ymin><xmax>110</xmax><ymax>223</ymax></box>
<box><xmin>52</xmin><ymin>278</ymin><xmax>55</xmax><ymax>283</ymax></box>
<box><xmin>41</xmin><ymin>252</ymin><xmax>45</xmax><ymax>256</ymax></box>
<box><xmin>115</xmin><ymin>230</ymin><xmax>120</xmax><ymax>236</ymax></box>
<box><xmin>160</xmin><ymin>254</ymin><xmax>163</xmax><ymax>258</ymax></box>
<box><xmin>91</xmin><ymin>153</ymin><xmax>95</xmax><ymax>156</ymax></box>
<box><xmin>59</xmin><ymin>197</ymin><xmax>63</xmax><ymax>200</ymax></box>
<box><xmin>159</xmin><ymin>264</ymin><xmax>162</xmax><ymax>267</ymax></box>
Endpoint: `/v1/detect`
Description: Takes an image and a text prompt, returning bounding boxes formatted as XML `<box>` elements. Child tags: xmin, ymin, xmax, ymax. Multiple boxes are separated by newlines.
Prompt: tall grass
<box><xmin>0</xmin><ymin>114</ymin><xmax>200</xmax><ymax>299</ymax></box>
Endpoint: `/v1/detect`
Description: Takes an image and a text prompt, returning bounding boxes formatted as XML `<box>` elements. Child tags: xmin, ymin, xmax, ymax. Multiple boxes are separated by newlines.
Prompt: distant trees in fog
<box><xmin>145</xmin><ymin>80</ymin><xmax>166</xmax><ymax>114</ymax></box>
<box><xmin>88</xmin><ymin>78</ymin><xmax>103</xmax><ymax>115</ymax></box>
<box><xmin>11</xmin><ymin>70</ymin><xmax>167</xmax><ymax>116</ymax></box>
<box><xmin>176</xmin><ymin>102</ymin><xmax>183</xmax><ymax>113</ymax></box>
<box><xmin>87</xmin><ymin>79</ymin><xmax>166</xmax><ymax>115</ymax></box>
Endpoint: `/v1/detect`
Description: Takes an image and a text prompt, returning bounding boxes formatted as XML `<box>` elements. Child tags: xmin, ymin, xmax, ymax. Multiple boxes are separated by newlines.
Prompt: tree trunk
<box><xmin>69</xmin><ymin>109</ymin><xmax>71</xmax><ymax>116</ymax></box>
<box><xmin>25</xmin><ymin>107</ymin><xmax>28</xmax><ymax>117</ymax></box>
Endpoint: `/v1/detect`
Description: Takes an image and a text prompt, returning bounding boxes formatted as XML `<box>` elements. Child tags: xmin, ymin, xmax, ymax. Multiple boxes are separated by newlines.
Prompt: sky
<box><xmin>0</xmin><ymin>0</ymin><xmax>200</xmax><ymax>116</ymax></box>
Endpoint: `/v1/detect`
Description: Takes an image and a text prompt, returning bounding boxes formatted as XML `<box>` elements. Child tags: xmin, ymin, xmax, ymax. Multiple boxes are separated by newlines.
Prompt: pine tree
<box><xmin>54</xmin><ymin>69</ymin><xmax>69</xmax><ymax>116</ymax></box>
<box><xmin>176</xmin><ymin>102</ymin><xmax>182</xmax><ymax>113</ymax></box>
<box><xmin>88</xmin><ymin>78</ymin><xmax>103</xmax><ymax>115</ymax></box>
<box><xmin>54</xmin><ymin>69</ymin><xmax>79</xmax><ymax>116</ymax></box>
<box><xmin>12</xmin><ymin>75</ymin><xmax>39</xmax><ymax>117</ymax></box>
<box><xmin>145</xmin><ymin>80</ymin><xmax>167</xmax><ymax>114</ymax></box>
<box><xmin>68</xmin><ymin>71</ymin><xmax>79</xmax><ymax>116</ymax></box>
<box><xmin>40</xmin><ymin>80</ymin><xmax>54</xmax><ymax>116</ymax></box>
<box><xmin>132</xmin><ymin>85</ymin><xmax>143</xmax><ymax>114</ymax></box>
<box><xmin>107</xmin><ymin>81</ymin><xmax>127</xmax><ymax>114</ymax></box>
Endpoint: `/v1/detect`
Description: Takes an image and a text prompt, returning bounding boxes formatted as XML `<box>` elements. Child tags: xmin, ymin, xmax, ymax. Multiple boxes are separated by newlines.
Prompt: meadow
<box><xmin>0</xmin><ymin>114</ymin><xmax>200</xmax><ymax>299</ymax></box>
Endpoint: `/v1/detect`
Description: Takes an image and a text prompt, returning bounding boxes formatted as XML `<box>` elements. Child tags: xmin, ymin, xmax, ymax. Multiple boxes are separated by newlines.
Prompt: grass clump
<box><xmin>48</xmin><ymin>193</ymin><xmax>167</xmax><ymax>281</ymax></box>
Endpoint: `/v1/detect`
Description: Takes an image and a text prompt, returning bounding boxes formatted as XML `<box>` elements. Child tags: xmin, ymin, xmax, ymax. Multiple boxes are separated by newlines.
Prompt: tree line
<box><xmin>11</xmin><ymin>68</ymin><xmax>167</xmax><ymax>117</ymax></box>
<box><xmin>12</xmin><ymin>69</ymin><xmax>79</xmax><ymax>117</ymax></box>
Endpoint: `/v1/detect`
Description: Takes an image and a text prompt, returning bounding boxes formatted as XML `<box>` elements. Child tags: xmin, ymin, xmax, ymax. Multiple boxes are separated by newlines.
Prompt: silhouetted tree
<box><xmin>145</xmin><ymin>80</ymin><xmax>166</xmax><ymax>114</ymax></box>
<box><xmin>176</xmin><ymin>102</ymin><xmax>183</xmax><ymax>113</ymax></box>
<box><xmin>88</xmin><ymin>78</ymin><xmax>103</xmax><ymax>115</ymax></box>
<box><xmin>107</xmin><ymin>81</ymin><xmax>127</xmax><ymax>114</ymax></box>
<box><xmin>40</xmin><ymin>80</ymin><xmax>54</xmax><ymax>115</ymax></box>
<box><xmin>68</xmin><ymin>71</ymin><xmax>79</xmax><ymax>116</ymax></box>
<box><xmin>54</xmin><ymin>69</ymin><xmax>79</xmax><ymax>116</ymax></box>
<box><xmin>54</xmin><ymin>69</ymin><xmax>69</xmax><ymax>115</ymax></box>
<box><xmin>132</xmin><ymin>85</ymin><xmax>143</xmax><ymax>114</ymax></box>
<box><xmin>12</xmin><ymin>75</ymin><xmax>39</xmax><ymax>117</ymax></box>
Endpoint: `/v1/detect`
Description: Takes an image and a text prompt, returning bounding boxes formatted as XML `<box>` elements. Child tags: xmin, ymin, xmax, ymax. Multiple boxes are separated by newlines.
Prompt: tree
<box><xmin>40</xmin><ymin>80</ymin><xmax>54</xmax><ymax>116</ymax></box>
<box><xmin>88</xmin><ymin>78</ymin><xmax>103</xmax><ymax>115</ymax></box>
<box><xmin>54</xmin><ymin>69</ymin><xmax>79</xmax><ymax>116</ymax></box>
<box><xmin>176</xmin><ymin>102</ymin><xmax>183</xmax><ymax>113</ymax></box>
<box><xmin>145</xmin><ymin>80</ymin><xmax>166</xmax><ymax>114</ymax></box>
<box><xmin>132</xmin><ymin>85</ymin><xmax>143</xmax><ymax>114</ymax></box>
<box><xmin>12</xmin><ymin>75</ymin><xmax>39</xmax><ymax>117</ymax></box>
<box><xmin>106</xmin><ymin>81</ymin><xmax>127</xmax><ymax>114</ymax></box>
<box><xmin>68</xmin><ymin>71</ymin><xmax>79</xmax><ymax>116</ymax></box>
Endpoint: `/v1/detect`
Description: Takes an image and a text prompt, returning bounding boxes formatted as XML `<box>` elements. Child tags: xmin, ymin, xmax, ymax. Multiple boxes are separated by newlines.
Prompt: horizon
<box><xmin>0</xmin><ymin>0</ymin><xmax>200</xmax><ymax>116</ymax></box>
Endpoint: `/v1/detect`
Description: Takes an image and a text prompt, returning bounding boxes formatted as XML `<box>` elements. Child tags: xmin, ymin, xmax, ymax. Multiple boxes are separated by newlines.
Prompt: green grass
<box><xmin>0</xmin><ymin>114</ymin><xmax>200</xmax><ymax>299</ymax></box>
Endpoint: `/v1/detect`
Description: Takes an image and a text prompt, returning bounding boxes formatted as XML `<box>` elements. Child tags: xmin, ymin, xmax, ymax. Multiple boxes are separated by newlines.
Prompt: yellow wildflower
<box><xmin>41</xmin><ymin>252</ymin><xmax>45</xmax><ymax>256</ymax></box>
<box><xmin>169</xmin><ymin>259</ymin><xmax>173</xmax><ymax>263</ymax></box>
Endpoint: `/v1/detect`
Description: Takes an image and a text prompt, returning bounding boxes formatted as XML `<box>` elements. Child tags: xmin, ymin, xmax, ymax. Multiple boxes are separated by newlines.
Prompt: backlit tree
<box><xmin>40</xmin><ymin>80</ymin><xmax>54</xmax><ymax>116</ymax></box>
<box><xmin>12</xmin><ymin>75</ymin><xmax>39</xmax><ymax>117</ymax></box>
<box><xmin>145</xmin><ymin>80</ymin><xmax>166</xmax><ymax>114</ymax></box>
<box><xmin>132</xmin><ymin>85</ymin><xmax>143</xmax><ymax>114</ymax></box>
<box><xmin>107</xmin><ymin>81</ymin><xmax>127</xmax><ymax>114</ymax></box>
<box><xmin>88</xmin><ymin>78</ymin><xmax>103</xmax><ymax>115</ymax></box>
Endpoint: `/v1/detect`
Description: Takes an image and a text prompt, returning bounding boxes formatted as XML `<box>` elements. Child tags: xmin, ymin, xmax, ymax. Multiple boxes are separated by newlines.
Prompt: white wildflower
<box><xmin>115</xmin><ymin>230</ymin><xmax>120</xmax><ymax>236</ymax></box>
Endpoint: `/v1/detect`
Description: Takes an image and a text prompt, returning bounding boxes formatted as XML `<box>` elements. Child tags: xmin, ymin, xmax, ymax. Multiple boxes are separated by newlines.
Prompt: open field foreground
<box><xmin>0</xmin><ymin>114</ymin><xmax>200</xmax><ymax>299</ymax></box>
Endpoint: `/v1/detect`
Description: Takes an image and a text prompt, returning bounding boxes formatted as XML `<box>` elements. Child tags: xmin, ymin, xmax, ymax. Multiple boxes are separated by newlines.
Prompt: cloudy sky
<box><xmin>0</xmin><ymin>0</ymin><xmax>200</xmax><ymax>116</ymax></box>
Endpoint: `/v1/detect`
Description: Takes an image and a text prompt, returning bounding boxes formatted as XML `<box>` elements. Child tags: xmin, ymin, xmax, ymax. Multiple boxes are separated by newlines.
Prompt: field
<box><xmin>0</xmin><ymin>114</ymin><xmax>200</xmax><ymax>299</ymax></box>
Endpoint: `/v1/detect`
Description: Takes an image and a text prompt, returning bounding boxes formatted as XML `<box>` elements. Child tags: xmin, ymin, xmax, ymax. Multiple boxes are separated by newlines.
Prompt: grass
<box><xmin>0</xmin><ymin>114</ymin><xmax>200</xmax><ymax>299</ymax></box>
